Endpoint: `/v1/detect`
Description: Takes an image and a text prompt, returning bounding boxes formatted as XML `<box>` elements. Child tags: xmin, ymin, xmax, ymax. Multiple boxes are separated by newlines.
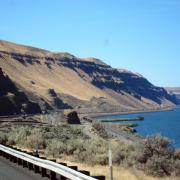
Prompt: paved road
<box><xmin>0</xmin><ymin>156</ymin><xmax>49</xmax><ymax>180</ymax></box>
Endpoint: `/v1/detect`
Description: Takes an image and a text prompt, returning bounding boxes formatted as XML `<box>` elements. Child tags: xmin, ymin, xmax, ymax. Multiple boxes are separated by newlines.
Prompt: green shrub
<box><xmin>66</xmin><ymin>139</ymin><xmax>85</xmax><ymax>155</ymax></box>
<box><xmin>73</xmin><ymin>138</ymin><xmax>108</xmax><ymax>165</ymax></box>
<box><xmin>2</xmin><ymin>125</ymin><xmax>180</xmax><ymax>178</ymax></box>
<box><xmin>136</xmin><ymin>135</ymin><xmax>175</xmax><ymax>177</ymax></box>
<box><xmin>0</xmin><ymin>131</ymin><xmax>8</xmax><ymax>144</ymax></box>
<box><xmin>7</xmin><ymin>126</ymin><xmax>32</xmax><ymax>145</ymax></box>
<box><xmin>110</xmin><ymin>141</ymin><xmax>142</xmax><ymax>168</ymax></box>
<box><xmin>174</xmin><ymin>159</ymin><xmax>180</xmax><ymax>176</ymax></box>
<box><xmin>25</xmin><ymin>134</ymin><xmax>46</xmax><ymax>149</ymax></box>
<box><xmin>174</xmin><ymin>149</ymin><xmax>180</xmax><ymax>160</ymax></box>
<box><xmin>92</xmin><ymin>123</ymin><xmax>109</xmax><ymax>139</ymax></box>
<box><xmin>144</xmin><ymin>154</ymin><xmax>174</xmax><ymax>176</ymax></box>
<box><xmin>113</xmin><ymin>142</ymin><xmax>129</xmax><ymax>164</ymax></box>
<box><xmin>45</xmin><ymin>139</ymin><xmax>66</xmax><ymax>157</ymax></box>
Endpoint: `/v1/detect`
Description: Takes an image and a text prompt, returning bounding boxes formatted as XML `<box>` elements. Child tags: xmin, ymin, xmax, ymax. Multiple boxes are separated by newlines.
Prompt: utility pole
<box><xmin>108</xmin><ymin>148</ymin><xmax>113</xmax><ymax>180</ymax></box>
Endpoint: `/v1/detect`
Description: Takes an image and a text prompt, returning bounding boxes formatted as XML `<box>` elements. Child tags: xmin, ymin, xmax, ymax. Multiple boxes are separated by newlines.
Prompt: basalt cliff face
<box><xmin>0</xmin><ymin>40</ymin><xmax>177</xmax><ymax>115</ymax></box>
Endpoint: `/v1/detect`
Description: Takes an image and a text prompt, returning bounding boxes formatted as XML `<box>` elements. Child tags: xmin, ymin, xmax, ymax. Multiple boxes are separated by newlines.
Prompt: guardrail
<box><xmin>0</xmin><ymin>144</ymin><xmax>105</xmax><ymax>180</ymax></box>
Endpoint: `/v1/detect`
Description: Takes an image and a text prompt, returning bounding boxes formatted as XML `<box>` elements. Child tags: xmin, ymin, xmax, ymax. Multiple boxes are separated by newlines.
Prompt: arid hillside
<box><xmin>0</xmin><ymin>67</ymin><xmax>41</xmax><ymax>115</ymax></box>
<box><xmin>0</xmin><ymin>40</ymin><xmax>177</xmax><ymax>115</ymax></box>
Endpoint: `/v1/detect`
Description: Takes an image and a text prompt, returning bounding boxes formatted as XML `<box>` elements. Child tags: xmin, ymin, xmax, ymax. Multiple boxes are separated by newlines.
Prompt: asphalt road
<box><xmin>0</xmin><ymin>156</ymin><xmax>49</xmax><ymax>180</ymax></box>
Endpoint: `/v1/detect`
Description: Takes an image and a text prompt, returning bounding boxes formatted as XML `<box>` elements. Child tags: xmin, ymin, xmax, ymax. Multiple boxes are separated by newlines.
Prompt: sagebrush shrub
<box><xmin>136</xmin><ymin>135</ymin><xmax>176</xmax><ymax>176</ymax></box>
<box><xmin>0</xmin><ymin>132</ymin><xmax>7</xmax><ymax>144</ymax></box>
<box><xmin>1</xmin><ymin>126</ymin><xmax>180</xmax><ymax>177</ymax></box>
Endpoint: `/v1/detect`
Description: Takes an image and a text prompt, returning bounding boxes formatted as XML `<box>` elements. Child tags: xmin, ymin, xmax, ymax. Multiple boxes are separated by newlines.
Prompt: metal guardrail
<box><xmin>0</xmin><ymin>144</ymin><xmax>102</xmax><ymax>180</ymax></box>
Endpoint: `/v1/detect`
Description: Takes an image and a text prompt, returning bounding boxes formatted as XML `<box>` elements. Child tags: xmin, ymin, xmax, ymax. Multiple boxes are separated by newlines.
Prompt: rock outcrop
<box><xmin>63</xmin><ymin>110</ymin><xmax>81</xmax><ymax>124</ymax></box>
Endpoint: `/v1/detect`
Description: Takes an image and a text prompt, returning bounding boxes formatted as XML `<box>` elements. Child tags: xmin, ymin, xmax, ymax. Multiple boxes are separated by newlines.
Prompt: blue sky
<box><xmin>0</xmin><ymin>0</ymin><xmax>179</xmax><ymax>87</ymax></box>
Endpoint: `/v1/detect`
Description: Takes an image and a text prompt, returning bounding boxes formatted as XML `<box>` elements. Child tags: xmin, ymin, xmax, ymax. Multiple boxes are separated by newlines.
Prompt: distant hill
<box><xmin>0</xmin><ymin>40</ymin><xmax>177</xmax><ymax>115</ymax></box>
<box><xmin>166</xmin><ymin>87</ymin><xmax>180</xmax><ymax>104</ymax></box>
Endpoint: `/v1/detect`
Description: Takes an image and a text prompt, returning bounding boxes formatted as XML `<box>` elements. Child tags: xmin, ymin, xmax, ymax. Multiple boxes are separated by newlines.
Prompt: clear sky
<box><xmin>0</xmin><ymin>0</ymin><xmax>179</xmax><ymax>87</ymax></box>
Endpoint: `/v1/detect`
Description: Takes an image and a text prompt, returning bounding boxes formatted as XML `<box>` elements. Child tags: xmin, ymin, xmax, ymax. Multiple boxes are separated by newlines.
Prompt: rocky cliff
<box><xmin>0</xmin><ymin>40</ymin><xmax>177</xmax><ymax>115</ymax></box>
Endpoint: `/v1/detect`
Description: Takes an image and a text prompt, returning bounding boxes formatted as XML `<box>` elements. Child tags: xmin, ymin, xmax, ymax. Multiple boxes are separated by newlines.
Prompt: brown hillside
<box><xmin>0</xmin><ymin>40</ymin><xmax>177</xmax><ymax>114</ymax></box>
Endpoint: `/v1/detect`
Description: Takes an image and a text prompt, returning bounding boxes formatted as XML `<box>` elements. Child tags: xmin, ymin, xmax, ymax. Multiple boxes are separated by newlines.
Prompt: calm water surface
<box><xmin>96</xmin><ymin>108</ymin><xmax>180</xmax><ymax>148</ymax></box>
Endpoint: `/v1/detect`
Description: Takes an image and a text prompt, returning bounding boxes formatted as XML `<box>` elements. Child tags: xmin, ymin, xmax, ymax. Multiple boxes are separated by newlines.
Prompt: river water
<box><xmin>96</xmin><ymin>108</ymin><xmax>180</xmax><ymax>148</ymax></box>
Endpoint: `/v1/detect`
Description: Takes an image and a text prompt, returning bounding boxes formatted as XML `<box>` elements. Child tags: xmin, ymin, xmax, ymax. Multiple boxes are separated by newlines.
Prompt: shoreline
<box><xmin>98</xmin><ymin>116</ymin><xmax>144</xmax><ymax>122</ymax></box>
<box><xmin>87</xmin><ymin>107</ymin><xmax>174</xmax><ymax>119</ymax></box>
<box><xmin>82</xmin><ymin>107</ymin><xmax>180</xmax><ymax>149</ymax></box>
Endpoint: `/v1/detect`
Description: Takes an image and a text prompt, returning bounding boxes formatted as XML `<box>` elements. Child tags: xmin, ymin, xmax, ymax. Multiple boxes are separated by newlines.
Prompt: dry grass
<box><xmin>56</xmin><ymin>158</ymin><xmax>179</xmax><ymax>180</ymax></box>
<box><xmin>8</xmin><ymin>146</ymin><xmax>180</xmax><ymax>180</ymax></box>
<box><xmin>0</xmin><ymin>40</ymin><xmax>49</xmax><ymax>56</ymax></box>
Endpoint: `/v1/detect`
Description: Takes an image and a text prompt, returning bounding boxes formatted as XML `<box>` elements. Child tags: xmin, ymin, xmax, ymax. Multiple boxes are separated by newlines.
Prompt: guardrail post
<box><xmin>6</xmin><ymin>152</ymin><xmax>10</xmax><ymax>159</ymax></box>
<box><xmin>79</xmin><ymin>170</ymin><xmax>90</xmax><ymax>176</ymax></box>
<box><xmin>4</xmin><ymin>152</ymin><xmax>7</xmax><ymax>159</ymax></box>
<box><xmin>9</xmin><ymin>154</ymin><xmax>13</xmax><ymax>162</ymax></box>
<box><xmin>2</xmin><ymin>151</ymin><xmax>5</xmax><ymax>157</ymax></box>
<box><xmin>18</xmin><ymin>158</ymin><xmax>22</xmax><ymax>165</ymax></box>
<box><xmin>68</xmin><ymin>166</ymin><xmax>78</xmax><ymax>171</ymax></box>
<box><xmin>50</xmin><ymin>170</ymin><xmax>56</xmax><ymax>180</ymax></box>
<box><xmin>92</xmin><ymin>176</ymin><xmax>106</xmax><ymax>180</ymax></box>
<box><xmin>34</xmin><ymin>165</ymin><xmax>40</xmax><ymax>173</ymax></box>
<box><xmin>3</xmin><ymin>151</ymin><xmax>6</xmax><ymax>157</ymax></box>
<box><xmin>13</xmin><ymin>156</ymin><xmax>17</xmax><ymax>163</ymax></box>
<box><xmin>59</xmin><ymin>175</ymin><xmax>67</xmax><ymax>180</ymax></box>
<box><xmin>40</xmin><ymin>156</ymin><xmax>46</xmax><ymax>160</ymax></box>
<box><xmin>23</xmin><ymin>160</ymin><xmax>28</xmax><ymax>168</ymax></box>
<box><xmin>1</xmin><ymin>151</ymin><xmax>4</xmax><ymax>157</ymax></box>
<box><xmin>4</xmin><ymin>152</ymin><xmax>9</xmax><ymax>159</ymax></box>
<box><xmin>58</xmin><ymin>163</ymin><xmax>67</xmax><ymax>180</ymax></box>
<box><xmin>28</xmin><ymin>162</ymin><xmax>34</xmax><ymax>170</ymax></box>
<box><xmin>58</xmin><ymin>162</ymin><xmax>67</xmax><ymax>166</ymax></box>
<box><xmin>41</xmin><ymin>167</ymin><xmax>47</xmax><ymax>177</ymax></box>
<box><xmin>48</xmin><ymin>158</ymin><xmax>56</xmax><ymax>163</ymax></box>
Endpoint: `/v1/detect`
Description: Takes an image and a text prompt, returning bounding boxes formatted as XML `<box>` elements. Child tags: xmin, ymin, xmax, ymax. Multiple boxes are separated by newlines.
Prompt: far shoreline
<box><xmin>83</xmin><ymin>106</ymin><xmax>180</xmax><ymax>149</ymax></box>
<box><xmin>86</xmin><ymin>107</ymin><xmax>175</xmax><ymax>119</ymax></box>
